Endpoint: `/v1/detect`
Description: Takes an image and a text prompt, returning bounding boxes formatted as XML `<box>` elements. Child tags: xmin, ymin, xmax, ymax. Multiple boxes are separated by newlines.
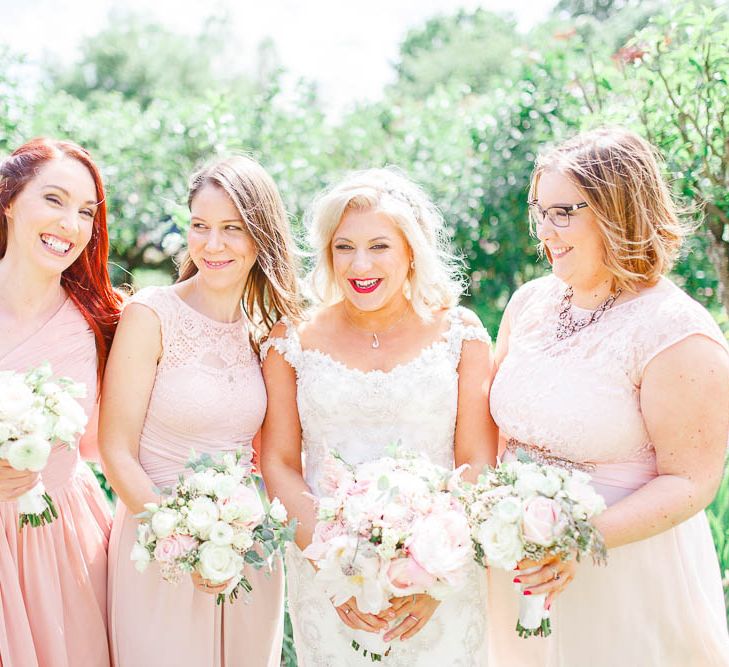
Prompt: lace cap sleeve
<box><xmin>634</xmin><ymin>284</ymin><xmax>729</xmax><ymax>380</ymax></box>
<box><xmin>126</xmin><ymin>286</ymin><xmax>176</xmax><ymax>330</ymax></box>
<box><xmin>259</xmin><ymin>317</ymin><xmax>303</xmax><ymax>371</ymax></box>
<box><xmin>445</xmin><ymin>307</ymin><xmax>491</xmax><ymax>364</ymax></box>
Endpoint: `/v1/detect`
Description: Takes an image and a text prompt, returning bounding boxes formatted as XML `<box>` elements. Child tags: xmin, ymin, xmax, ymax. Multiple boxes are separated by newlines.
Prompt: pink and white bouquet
<box><xmin>0</xmin><ymin>362</ymin><xmax>88</xmax><ymax>528</ymax></box>
<box><xmin>461</xmin><ymin>454</ymin><xmax>607</xmax><ymax>637</ymax></box>
<box><xmin>303</xmin><ymin>446</ymin><xmax>472</xmax><ymax>660</ymax></box>
<box><xmin>131</xmin><ymin>450</ymin><xmax>295</xmax><ymax>604</ymax></box>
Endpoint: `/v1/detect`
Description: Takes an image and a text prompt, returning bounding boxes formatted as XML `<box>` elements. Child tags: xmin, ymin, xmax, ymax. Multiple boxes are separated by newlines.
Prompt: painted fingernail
<box><xmin>523</xmin><ymin>590</ymin><xmax>532</xmax><ymax>596</ymax></box>
<box><xmin>512</xmin><ymin>577</ymin><xmax>521</xmax><ymax>584</ymax></box>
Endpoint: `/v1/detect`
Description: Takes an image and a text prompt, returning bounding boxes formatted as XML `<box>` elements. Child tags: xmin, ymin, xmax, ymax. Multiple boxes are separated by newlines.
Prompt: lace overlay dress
<box><xmin>107</xmin><ymin>286</ymin><xmax>284</xmax><ymax>667</ymax></box>
<box><xmin>261</xmin><ymin>308</ymin><xmax>491</xmax><ymax>667</ymax></box>
<box><xmin>489</xmin><ymin>275</ymin><xmax>729</xmax><ymax>667</ymax></box>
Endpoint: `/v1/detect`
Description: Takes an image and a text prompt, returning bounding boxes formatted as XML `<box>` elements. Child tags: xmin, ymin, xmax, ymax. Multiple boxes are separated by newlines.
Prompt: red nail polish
<box><xmin>512</xmin><ymin>578</ymin><xmax>521</xmax><ymax>584</ymax></box>
<box><xmin>523</xmin><ymin>590</ymin><xmax>532</xmax><ymax>596</ymax></box>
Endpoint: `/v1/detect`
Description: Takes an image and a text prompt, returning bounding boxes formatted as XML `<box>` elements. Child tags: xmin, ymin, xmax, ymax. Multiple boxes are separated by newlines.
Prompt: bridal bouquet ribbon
<box><xmin>131</xmin><ymin>450</ymin><xmax>295</xmax><ymax>604</ymax></box>
<box><xmin>460</xmin><ymin>452</ymin><xmax>607</xmax><ymax>637</ymax></box>
<box><xmin>303</xmin><ymin>446</ymin><xmax>472</xmax><ymax>661</ymax></box>
<box><xmin>0</xmin><ymin>362</ymin><xmax>88</xmax><ymax>528</ymax></box>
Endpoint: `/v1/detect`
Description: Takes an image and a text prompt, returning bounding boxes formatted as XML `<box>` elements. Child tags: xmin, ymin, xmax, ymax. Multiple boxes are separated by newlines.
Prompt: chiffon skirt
<box><xmin>108</xmin><ymin>502</ymin><xmax>285</xmax><ymax>667</ymax></box>
<box><xmin>0</xmin><ymin>460</ymin><xmax>111</xmax><ymax>667</ymax></box>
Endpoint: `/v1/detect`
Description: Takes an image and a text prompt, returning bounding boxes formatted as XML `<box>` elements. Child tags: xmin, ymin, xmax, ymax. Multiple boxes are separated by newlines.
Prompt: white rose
<box><xmin>187</xmin><ymin>497</ymin><xmax>219</xmax><ymax>537</ymax></box>
<box><xmin>219</xmin><ymin>500</ymin><xmax>244</xmax><ymax>523</ymax></box>
<box><xmin>150</xmin><ymin>508</ymin><xmax>179</xmax><ymax>538</ymax></box>
<box><xmin>513</xmin><ymin>469</ymin><xmax>548</xmax><ymax>498</ymax></box>
<box><xmin>477</xmin><ymin>516</ymin><xmax>524</xmax><ymax>570</ymax></box>
<box><xmin>189</xmin><ymin>471</ymin><xmax>217</xmax><ymax>495</ymax></box>
<box><xmin>0</xmin><ymin>374</ymin><xmax>36</xmax><ymax>422</ymax></box>
<box><xmin>130</xmin><ymin>543</ymin><xmax>151</xmax><ymax>573</ymax></box>
<box><xmin>212</xmin><ymin>473</ymin><xmax>239</xmax><ymax>500</ymax></box>
<box><xmin>538</xmin><ymin>470</ymin><xmax>563</xmax><ymax>498</ymax></box>
<box><xmin>197</xmin><ymin>542</ymin><xmax>244</xmax><ymax>584</ymax></box>
<box><xmin>52</xmin><ymin>392</ymin><xmax>88</xmax><ymax>431</ymax></box>
<box><xmin>232</xmin><ymin>529</ymin><xmax>254</xmax><ymax>551</ymax></box>
<box><xmin>16</xmin><ymin>482</ymin><xmax>50</xmax><ymax>515</ymax></box>
<box><xmin>494</xmin><ymin>496</ymin><xmax>522</xmax><ymax>523</ymax></box>
<box><xmin>209</xmin><ymin>521</ymin><xmax>234</xmax><ymax>546</ymax></box>
<box><xmin>564</xmin><ymin>478</ymin><xmax>606</xmax><ymax>520</ymax></box>
<box><xmin>317</xmin><ymin>497</ymin><xmax>339</xmax><ymax>521</ymax></box>
<box><xmin>6</xmin><ymin>434</ymin><xmax>52</xmax><ymax>472</ymax></box>
<box><xmin>269</xmin><ymin>498</ymin><xmax>288</xmax><ymax>523</ymax></box>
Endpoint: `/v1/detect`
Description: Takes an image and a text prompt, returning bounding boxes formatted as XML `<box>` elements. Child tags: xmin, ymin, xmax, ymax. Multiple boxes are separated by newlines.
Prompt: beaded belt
<box><xmin>505</xmin><ymin>438</ymin><xmax>596</xmax><ymax>473</ymax></box>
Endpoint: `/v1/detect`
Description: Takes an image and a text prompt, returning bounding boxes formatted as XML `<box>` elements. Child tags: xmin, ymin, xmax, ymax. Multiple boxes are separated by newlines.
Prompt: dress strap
<box><xmin>443</xmin><ymin>307</ymin><xmax>491</xmax><ymax>366</ymax></box>
<box><xmin>259</xmin><ymin>317</ymin><xmax>303</xmax><ymax>371</ymax></box>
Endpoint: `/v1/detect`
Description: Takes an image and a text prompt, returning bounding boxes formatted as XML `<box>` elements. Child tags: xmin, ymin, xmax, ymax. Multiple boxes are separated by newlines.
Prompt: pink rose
<box><xmin>319</xmin><ymin>457</ymin><xmax>354</xmax><ymax>495</ymax></box>
<box><xmin>387</xmin><ymin>556</ymin><xmax>436</xmax><ymax>594</ymax></box>
<box><xmin>226</xmin><ymin>486</ymin><xmax>265</xmax><ymax>528</ymax></box>
<box><xmin>153</xmin><ymin>534</ymin><xmax>199</xmax><ymax>563</ymax></box>
<box><xmin>302</xmin><ymin>520</ymin><xmax>347</xmax><ymax>560</ymax></box>
<box><xmin>406</xmin><ymin>510</ymin><xmax>471</xmax><ymax>584</ymax></box>
<box><xmin>521</xmin><ymin>496</ymin><xmax>567</xmax><ymax>547</ymax></box>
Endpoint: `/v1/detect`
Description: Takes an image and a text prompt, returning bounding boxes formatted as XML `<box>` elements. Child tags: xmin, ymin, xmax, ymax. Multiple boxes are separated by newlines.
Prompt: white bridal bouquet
<box><xmin>0</xmin><ymin>362</ymin><xmax>88</xmax><ymax>528</ymax></box>
<box><xmin>461</xmin><ymin>452</ymin><xmax>607</xmax><ymax>637</ymax></box>
<box><xmin>131</xmin><ymin>450</ymin><xmax>295</xmax><ymax>604</ymax></box>
<box><xmin>303</xmin><ymin>446</ymin><xmax>472</xmax><ymax>660</ymax></box>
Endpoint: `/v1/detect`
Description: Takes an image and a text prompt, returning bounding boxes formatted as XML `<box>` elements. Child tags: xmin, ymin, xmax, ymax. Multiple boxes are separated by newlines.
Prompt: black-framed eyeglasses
<box><xmin>528</xmin><ymin>200</ymin><xmax>588</xmax><ymax>228</ymax></box>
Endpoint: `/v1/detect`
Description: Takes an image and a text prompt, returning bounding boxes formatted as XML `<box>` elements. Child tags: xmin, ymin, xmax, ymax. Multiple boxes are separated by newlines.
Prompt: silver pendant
<box><xmin>371</xmin><ymin>333</ymin><xmax>380</xmax><ymax>349</ymax></box>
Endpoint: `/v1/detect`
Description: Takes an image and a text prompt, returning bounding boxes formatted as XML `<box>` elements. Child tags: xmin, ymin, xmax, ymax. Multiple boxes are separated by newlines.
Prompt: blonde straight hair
<box><xmin>530</xmin><ymin>127</ymin><xmax>693</xmax><ymax>291</ymax></box>
<box><xmin>178</xmin><ymin>155</ymin><xmax>304</xmax><ymax>346</ymax></box>
<box><xmin>307</xmin><ymin>167</ymin><xmax>465</xmax><ymax>321</ymax></box>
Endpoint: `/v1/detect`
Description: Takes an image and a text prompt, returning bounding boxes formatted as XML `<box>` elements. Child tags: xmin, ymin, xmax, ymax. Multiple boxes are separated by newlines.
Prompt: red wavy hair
<box><xmin>0</xmin><ymin>138</ymin><xmax>122</xmax><ymax>379</ymax></box>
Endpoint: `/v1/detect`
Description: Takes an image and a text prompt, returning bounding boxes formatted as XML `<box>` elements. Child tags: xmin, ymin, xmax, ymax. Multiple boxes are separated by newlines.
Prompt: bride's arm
<box><xmin>454</xmin><ymin>309</ymin><xmax>499</xmax><ymax>483</ymax></box>
<box><xmin>260</xmin><ymin>325</ymin><xmax>317</xmax><ymax>552</ymax></box>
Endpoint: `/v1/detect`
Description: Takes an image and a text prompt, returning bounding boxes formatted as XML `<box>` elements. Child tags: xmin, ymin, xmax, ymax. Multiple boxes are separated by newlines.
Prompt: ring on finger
<box><xmin>343</xmin><ymin>607</ymin><xmax>351</xmax><ymax>615</ymax></box>
<box><xmin>408</xmin><ymin>614</ymin><xmax>419</xmax><ymax>622</ymax></box>
<box><xmin>551</xmin><ymin>567</ymin><xmax>560</xmax><ymax>581</ymax></box>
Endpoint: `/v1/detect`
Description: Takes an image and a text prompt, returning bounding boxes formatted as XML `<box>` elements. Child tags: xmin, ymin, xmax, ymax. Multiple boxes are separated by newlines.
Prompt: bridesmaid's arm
<box><xmin>594</xmin><ymin>334</ymin><xmax>729</xmax><ymax>549</ymax></box>
<box><xmin>454</xmin><ymin>309</ymin><xmax>499</xmax><ymax>483</ymax></box>
<box><xmin>98</xmin><ymin>304</ymin><xmax>163</xmax><ymax>515</ymax></box>
<box><xmin>259</xmin><ymin>324</ymin><xmax>317</xmax><ymax>552</ymax></box>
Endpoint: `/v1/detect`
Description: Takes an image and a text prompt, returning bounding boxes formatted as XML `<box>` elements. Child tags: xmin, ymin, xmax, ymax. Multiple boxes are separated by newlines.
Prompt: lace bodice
<box><xmin>130</xmin><ymin>286</ymin><xmax>266</xmax><ymax>485</ymax></box>
<box><xmin>261</xmin><ymin>308</ymin><xmax>490</xmax><ymax>496</ymax></box>
<box><xmin>491</xmin><ymin>275</ymin><xmax>729</xmax><ymax>464</ymax></box>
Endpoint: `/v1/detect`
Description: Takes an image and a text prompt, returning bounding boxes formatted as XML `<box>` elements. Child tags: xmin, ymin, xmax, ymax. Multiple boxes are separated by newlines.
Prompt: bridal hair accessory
<box><xmin>556</xmin><ymin>285</ymin><xmax>622</xmax><ymax>340</ymax></box>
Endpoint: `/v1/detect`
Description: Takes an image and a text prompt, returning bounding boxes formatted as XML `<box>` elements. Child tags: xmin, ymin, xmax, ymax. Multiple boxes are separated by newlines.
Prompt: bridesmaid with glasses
<box><xmin>488</xmin><ymin>127</ymin><xmax>729</xmax><ymax>667</ymax></box>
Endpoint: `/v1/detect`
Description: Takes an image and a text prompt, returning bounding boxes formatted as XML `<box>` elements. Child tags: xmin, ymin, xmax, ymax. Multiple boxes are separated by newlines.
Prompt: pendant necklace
<box><xmin>343</xmin><ymin>304</ymin><xmax>412</xmax><ymax>349</ymax></box>
<box><xmin>556</xmin><ymin>285</ymin><xmax>622</xmax><ymax>340</ymax></box>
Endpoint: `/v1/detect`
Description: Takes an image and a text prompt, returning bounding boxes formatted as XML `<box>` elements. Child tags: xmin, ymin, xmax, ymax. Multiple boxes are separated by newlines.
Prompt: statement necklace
<box><xmin>343</xmin><ymin>305</ymin><xmax>412</xmax><ymax>349</ymax></box>
<box><xmin>556</xmin><ymin>285</ymin><xmax>622</xmax><ymax>340</ymax></box>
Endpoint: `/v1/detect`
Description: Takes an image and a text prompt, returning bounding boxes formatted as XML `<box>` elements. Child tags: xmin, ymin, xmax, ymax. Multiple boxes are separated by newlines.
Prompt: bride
<box><xmin>261</xmin><ymin>168</ymin><xmax>497</xmax><ymax>666</ymax></box>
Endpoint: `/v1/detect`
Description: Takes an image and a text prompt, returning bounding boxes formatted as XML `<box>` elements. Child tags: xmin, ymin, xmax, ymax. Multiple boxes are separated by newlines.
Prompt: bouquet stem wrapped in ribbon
<box><xmin>303</xmin><ymin>446</ymin><xmax>473</xmax><ymax>661</ymax></box>
<box><xmin>0</xmin><ymin>362</ymin><xmax>88</xmax><ymax>528</ymax></box>
<box><xmin>131</xmin><ymin>450</ymin><xmax>295</xmax><ymax>604</ymax></box>
<box><xmin>460</xmin><ymin>450</ymin><xmax>607</xmax><ymax>638</ymax></box>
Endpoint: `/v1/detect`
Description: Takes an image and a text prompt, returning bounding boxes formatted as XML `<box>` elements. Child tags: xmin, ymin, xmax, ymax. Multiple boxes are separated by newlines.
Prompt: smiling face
<box><xmin>188</xmin><ymin>184</ymin><xmax>258</xmax><ymax>292</ymax></box>
<box><xmin>331</xmin><ymin>207</ymin><xmax>412</xmax><ymax>312</ymax></box>
<box><xmin>535</xmin><ymin>169</ymin><xmax>612</xmax><ymax>290</ymax></box>
<box><xmin>3</xmin><ymin>157</ymin><xmax>97</xmax><ymax>278</ymax></box>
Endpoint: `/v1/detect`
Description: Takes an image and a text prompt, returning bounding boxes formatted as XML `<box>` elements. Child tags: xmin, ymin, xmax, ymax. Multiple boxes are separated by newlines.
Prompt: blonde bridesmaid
<box><xmin>0</xmin><ymin>138</ymin><xmax>122</xmax><ymax>667</ymax></box>
<box><xmin>100</xmin><ymin>156</ymin><xmax>303</xmax><ymax>667</ymax></box>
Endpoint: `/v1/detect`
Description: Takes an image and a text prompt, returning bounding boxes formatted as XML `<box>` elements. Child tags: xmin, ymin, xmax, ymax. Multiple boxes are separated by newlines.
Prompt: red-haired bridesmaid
<box><xmin>0</xmin><ymin>138</ymin><xmax>122</xmax><ymax>667</ymax></box>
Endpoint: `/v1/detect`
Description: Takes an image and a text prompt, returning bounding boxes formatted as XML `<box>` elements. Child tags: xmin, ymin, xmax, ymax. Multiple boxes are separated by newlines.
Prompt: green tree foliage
<box><xmin>392</xmin><ymin>9</ymin><xmax>522</xmax><ymax>99</ymax></box>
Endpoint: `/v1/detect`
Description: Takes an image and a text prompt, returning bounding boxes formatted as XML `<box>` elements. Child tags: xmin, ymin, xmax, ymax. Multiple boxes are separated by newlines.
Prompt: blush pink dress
<box><xmin>489</xmin><ymin>275</ymin><xmax>729</xmax><ymax>667</ymax></box>
<box><xmin>0</xmin><ymin>297</ymin><xmax>112</xmax><ymax>667</ymax></box>
<box><xmin>107</xmin><ymin>286</ymin><xmax>284</xmax><ymax>667</ymax></box>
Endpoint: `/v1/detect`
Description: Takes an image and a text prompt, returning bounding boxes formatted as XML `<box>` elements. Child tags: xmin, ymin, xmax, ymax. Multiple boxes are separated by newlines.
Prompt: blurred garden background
<box><xmin>1</xmin><ymin>0</ymin><xmax>727</xmax><ymax>661</ymax></box>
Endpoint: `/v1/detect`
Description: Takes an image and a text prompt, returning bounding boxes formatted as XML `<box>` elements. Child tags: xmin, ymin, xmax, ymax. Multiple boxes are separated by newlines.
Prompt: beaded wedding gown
<box><xmin>262</xmin><ymin>308</ymin><xmax>491</xmax><ymax>667</ymax></box>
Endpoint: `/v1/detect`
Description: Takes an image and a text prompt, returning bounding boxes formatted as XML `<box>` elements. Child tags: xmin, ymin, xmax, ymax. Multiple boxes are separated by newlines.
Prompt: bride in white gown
<box><xmin>261</xmin><ymin>168</ymin><xmax>497</xmax><ymax>667</ymax></box>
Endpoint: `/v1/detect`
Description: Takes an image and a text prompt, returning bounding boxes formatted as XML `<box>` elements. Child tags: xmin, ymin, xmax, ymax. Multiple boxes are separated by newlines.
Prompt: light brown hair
<box><xmin>530</xmin><ymin>127</ymin><xmax>693</xmax><ymax>290</ymax></box>
<box><xmin>178</xmin><ymin>155</ymin><xmax>304</xmax><ymax>345</ymax></box>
